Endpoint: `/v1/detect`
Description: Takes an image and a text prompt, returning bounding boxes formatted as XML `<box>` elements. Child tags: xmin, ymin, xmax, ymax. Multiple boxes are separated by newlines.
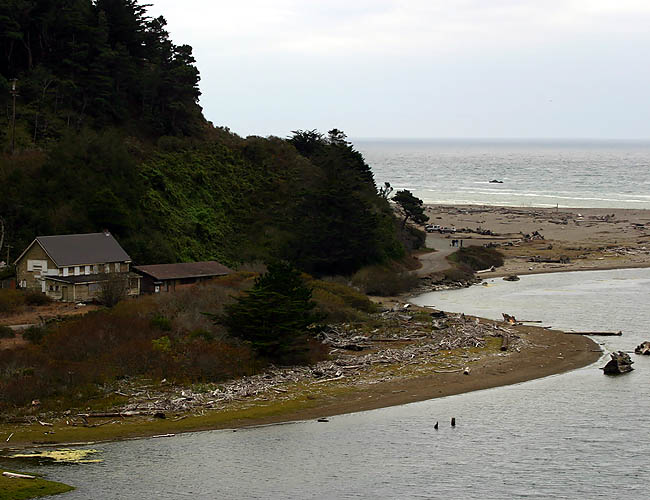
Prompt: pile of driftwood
<box><xmin>604</xmin><ymin>246</ymin><xmax>650</xmax><ymax>256</ymax></box>
<box><xmin>61</xmin><ymin>311</ymin><xmax>517</xmax><ymax>421</ymax></box>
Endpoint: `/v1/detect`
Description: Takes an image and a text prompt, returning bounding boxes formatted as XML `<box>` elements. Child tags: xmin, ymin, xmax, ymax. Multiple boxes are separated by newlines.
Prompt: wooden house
<box><xmin>14</xmin><ymin>231</ymin><xmax>140</xmax><ymax>302</ymax></box>
<box><xmin>133</xmin><ymin>261</ymin><xmax>232</xmax><ymax>294</ymax></box>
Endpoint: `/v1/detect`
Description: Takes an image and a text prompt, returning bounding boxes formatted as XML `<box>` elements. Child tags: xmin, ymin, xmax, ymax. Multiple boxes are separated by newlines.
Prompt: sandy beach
<box><xmin>424</xmin><ymin>204</ymin><xmax>650</xmax><ymax>277</ymax></box>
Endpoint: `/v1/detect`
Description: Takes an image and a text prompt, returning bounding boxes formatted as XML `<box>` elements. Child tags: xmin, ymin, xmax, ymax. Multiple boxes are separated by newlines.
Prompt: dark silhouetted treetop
<box><xmin>393</xmin><ymin>189</ymin><xmax>428</xmax><ymax>229</ymax></box>
<box><xmin>0</xmin><ymin>0</ymin><xmax>203</xmax><ymax>143</ymax></box>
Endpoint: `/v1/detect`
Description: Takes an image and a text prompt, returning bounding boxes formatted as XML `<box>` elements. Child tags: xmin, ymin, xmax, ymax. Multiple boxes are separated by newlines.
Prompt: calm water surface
<box><xmin>5</xmin><ymin>268</ymin><xmax>650</xmax><ymax>499</ymax></box>
<box><xmin>356</xmin><ymin>139</ymin><xmax>650</xmax><ymax>208</ymax></box>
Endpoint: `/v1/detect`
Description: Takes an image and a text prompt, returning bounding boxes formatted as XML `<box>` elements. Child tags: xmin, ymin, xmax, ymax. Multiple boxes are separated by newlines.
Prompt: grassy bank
<box><xmin>0</xmin><ymin>471</ymin><xmax>73</xmax><ymax>500</ymax></box>
<box><xmin>0</xmin><ymin>336</ymin><xmax>503</xmax><ymax>449</ymax></box>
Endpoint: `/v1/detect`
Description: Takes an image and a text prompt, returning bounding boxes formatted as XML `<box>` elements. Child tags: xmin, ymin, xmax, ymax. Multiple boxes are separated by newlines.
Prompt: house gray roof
<box><xmin>32</xmin><ymin>232</ymin><xmax>132</xmax><ymax>267</ymax></box>
<box><xmin>133</xmin><ymin>261</ymin><xmax>232</xmax><ymax>281</ymax></box>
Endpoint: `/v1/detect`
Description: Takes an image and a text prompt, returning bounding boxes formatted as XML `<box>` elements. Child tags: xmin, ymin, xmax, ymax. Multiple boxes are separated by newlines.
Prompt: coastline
<box><xmin>423</xmin><ymin>203</ymin><xmax>650</xmax><ymax>278</ymax></box>
<box><xmin>3</xmin><ymin>201</ymin><xmax>632</xmax><ymax>451</ymax></box>
<box><xmin>0</xmin><ymin>318</ymin><xmax>600</xmax><ymax>451</ymax></box>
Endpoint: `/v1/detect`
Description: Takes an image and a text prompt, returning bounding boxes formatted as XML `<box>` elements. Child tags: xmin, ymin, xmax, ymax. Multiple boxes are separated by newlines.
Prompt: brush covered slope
<box><xmin>0</xmin><ymin>1</ymin><xmax>407</xmax><ymax>273</ymax></box>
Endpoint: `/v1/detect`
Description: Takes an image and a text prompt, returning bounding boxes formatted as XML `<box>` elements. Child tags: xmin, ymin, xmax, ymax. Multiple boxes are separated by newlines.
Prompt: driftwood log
<box><xmin>3</xmin><ymin>471</ymin><xmax>35</xmax><ymax>479</ymax></box>
<box><xmin>601</xmin><ymin>351</ymin><xmax>634</xmax><ymax>374</ymax></box>
<box><xmin>566</xmin><ymin>331</ymin><xmax>622</xmax><ymax>336</ymax></box>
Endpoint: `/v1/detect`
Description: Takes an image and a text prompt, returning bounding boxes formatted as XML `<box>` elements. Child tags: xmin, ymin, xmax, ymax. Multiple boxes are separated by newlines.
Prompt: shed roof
<box><xmin>17</xmin><ymin>232</ymin><xmax>131</xmax><ymax>267</ymax></box>
<box><xmin>133</xmin><ymin>261</ymin><xmax>233</xmax><ymax>281</ymax></box>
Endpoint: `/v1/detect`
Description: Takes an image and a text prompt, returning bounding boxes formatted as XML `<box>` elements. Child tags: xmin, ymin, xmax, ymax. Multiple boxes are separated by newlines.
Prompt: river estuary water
<box><xmin>4</xmin><ymin>268</ymin><xmax>650</xmax><ymax>499</ymax></box>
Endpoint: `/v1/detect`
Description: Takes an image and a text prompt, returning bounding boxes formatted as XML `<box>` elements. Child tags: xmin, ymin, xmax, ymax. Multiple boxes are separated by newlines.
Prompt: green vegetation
<box><xmin>444</xmin><ymin>245</ymin><xmax>505</xmax><ymax>282</ymax></box>
<box><xmin>0</xmin><ymin>272</ymin><xmax>378</xmax><ymax>412</ymax></box>
<box><xmin>0</xmin><ymin>0</ymin><xmax>202</xmax><ymax>145</ymax></box>
<box><xmin>351</xmin><ymin>264</ymin><xmax>421</xmax><ymax>296</ymax></box>
<box><xmin>448</xmin><ymin>246</ymin><xmax>504</xmax><ymax>271</ymax></box>
<box><xmin>219</xmin><ymin>262</ymin><xmax>325</xmax><ymax>365</ymax></box>
<box><xmin>0</xmin><ymin>3</ymin><xmax>408</xmax><ymax>273</ymax></box>
<box><xmin>393</xmin><ymin>189</ymin><xmax>428</xmax><ymax>229</ymax></box>
<box><xmin>0</xmin><ymin>471</ymin><xmax>73</xmax><ymax>500</ymax></box>
<box><xmin>0</xmin><ymin>289</ymin><xmax>49</xmax><ymax>314</ymax></box>
<box><xmin>0</xmin><ymin>325</ymin><xmax>15</xmax><ymax>338</ymax></box>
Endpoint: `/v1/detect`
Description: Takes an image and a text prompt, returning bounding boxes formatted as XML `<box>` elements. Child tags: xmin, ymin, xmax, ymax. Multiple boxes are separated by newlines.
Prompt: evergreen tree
<box><xmin>220</xmin><ymin>262</ymin><xmax>323</xmax><ymax>364</ymax></box>
<box><xmin>393</xmin><ymin>189</ymin><xmax>428</xmax><ymax>229</ymax></box>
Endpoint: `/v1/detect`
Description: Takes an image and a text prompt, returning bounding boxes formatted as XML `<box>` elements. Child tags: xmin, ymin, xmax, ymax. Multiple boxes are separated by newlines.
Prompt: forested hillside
<box><xmin>0</xmin><ymin>0</ymin><xmax>411</xmax><ymax>276</ymax></box>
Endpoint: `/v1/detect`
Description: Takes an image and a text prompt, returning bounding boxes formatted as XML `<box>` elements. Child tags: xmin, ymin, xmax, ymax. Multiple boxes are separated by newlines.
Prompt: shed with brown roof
<box><xmin>133</xmin><ymin>261</ymin><xmax>233</xmax><ymax>294</ymax></box>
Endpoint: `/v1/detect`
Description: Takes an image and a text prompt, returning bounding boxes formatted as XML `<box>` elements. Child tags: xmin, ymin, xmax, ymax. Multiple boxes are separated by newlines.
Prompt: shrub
<box><xmin>309</xmin><ymin>279</ymin><xmax>377</xmax><ymax>322</ymax></box>
<box><xmin>351</xmin><ymin>266</ymin><xmax>420</xmax><ymax>296</ymax></box>
<box><xmin>310</xmin><ymin>280</ymin><xmax>377</xmax><ymax>313</ymax></box>
<box><xmin>188</xmin><ymin>329</ymin><xmax>215</xmax><ymax>342</ymax></box>
<box><xmin>24</xmin><ymin>290</ymin><xmax>52</xmax><ymax>306</ymax></box>
<box><xmin>448</xmin><ymin>246</ymin><xmax>504</xmax><ymax>271</ymax></box>
<box><xmin>311</xmin><ymin>288</ymin><xmax>366</xmax><ymax>323</ymax></box>
<box><xmin>443</xmin><ymin>265</ymin><xmax>475</xmax><ymax>282</ymax></box>
<box><xmin>23</xmin><ymin>325</ymin><xmax>47</xmax><ymax>344</ymax></box>
<box><xmin>0</xmin><ymin>325</ymin><xmax>16</xmax><ymax>338</ymax></box>
<box><xmin>150</xmin><ymin>315</ymin><xmax>172</xmax><ymax>331</ymax></box>
<box><xmin>0</xmin><ymin>289</ymin><xmax>25</xmax><ymax>314</ymax></box>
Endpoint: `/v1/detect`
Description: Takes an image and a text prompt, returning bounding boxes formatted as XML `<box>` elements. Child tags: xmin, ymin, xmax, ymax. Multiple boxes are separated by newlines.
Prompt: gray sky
<box><xmin>147</xmin><ymin>1</ymin><xmax>650</xmax><ymax>139</ymax></box>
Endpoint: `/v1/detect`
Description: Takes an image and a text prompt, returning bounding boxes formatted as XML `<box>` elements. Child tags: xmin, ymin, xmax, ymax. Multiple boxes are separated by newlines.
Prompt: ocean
<box><xmin>355</xmin><ymin>139</ymin><xmax>650</xmax><ymax>209</ymax></box>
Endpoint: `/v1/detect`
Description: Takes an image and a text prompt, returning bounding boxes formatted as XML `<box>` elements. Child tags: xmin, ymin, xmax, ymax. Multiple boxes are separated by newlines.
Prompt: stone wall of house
<box><xmin>16</xmin><ymin>244</ymin><xmax>57</xmax><ymax>291</ymax></box>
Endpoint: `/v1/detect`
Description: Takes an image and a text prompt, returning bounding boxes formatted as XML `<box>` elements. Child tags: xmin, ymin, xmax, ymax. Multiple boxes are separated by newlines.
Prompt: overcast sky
<box><xmin>146</xmin><ymin>1</ymin><xmax>650</xmax><ymax>139</ymax></box>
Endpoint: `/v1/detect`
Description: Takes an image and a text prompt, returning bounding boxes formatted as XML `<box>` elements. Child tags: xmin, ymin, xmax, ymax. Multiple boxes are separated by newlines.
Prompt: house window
<box><xmin>27</xmin><ymin>260</ymin><xmax>48</xmax><ymax>272</ymax></box>
<box><xmin>68</xmin><ymin>267</ymin><xmax>74</xmax><ymax>275</ymax></box>
<box><xmin>74</xmin><ymin>266</ymin><xmax>81</xmax><ymax>276</ymax></box>
<box><xmin>115</xmin><ymin>262</ymin><xmax>121</xmax><ymax>273</ymax></box>
<box><xmin>85</xmin><ymin>265</ymin><xmax>91</xmax><ymax>275</ymax></box>
<box><xmin>104</xmin><ymin>264</ymin><xmax>110</xmax><ymax>273</ymax></box>
<box><xmin>49</xmin><ymin>285</ymin><xmax>53</xmax><ymax>291</ymax></box>
<box><xmin>63</xmin><ymin>268</ymin><xmax>69</xmax><ymax>277</ymax></box>
<box><xmin>55</xmin><ymin>285</ymin><xmax>59</xmax><ymax>291</ymax></box>
<box><xmin>93</xmin><ymin>264</ymin><xmax>99</xmax><ymax>274</ymax></box>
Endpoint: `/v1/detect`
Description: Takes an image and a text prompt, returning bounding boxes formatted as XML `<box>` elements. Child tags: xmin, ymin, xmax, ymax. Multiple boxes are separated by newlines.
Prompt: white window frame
<box><xmin>27</xmin><ymin>259</ymin><xmax>48</xmax><ymax>272</ymax></box>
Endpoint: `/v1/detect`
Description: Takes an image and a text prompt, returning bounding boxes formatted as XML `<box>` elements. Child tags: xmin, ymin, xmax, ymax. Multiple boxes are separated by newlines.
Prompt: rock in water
<box><xmin>601</xmin><ymin>351</ymin><xmax>634</xmax><ymax>374</ymax></box>
<box><xmin>634</xmin><ymin>341</ymin><xmax>650</xmax><ymax>355</ymax></box>
<box><xmin>503</xmin><ymin>275</ymin><xmax>520</xmax><ymax>282</ymax></box>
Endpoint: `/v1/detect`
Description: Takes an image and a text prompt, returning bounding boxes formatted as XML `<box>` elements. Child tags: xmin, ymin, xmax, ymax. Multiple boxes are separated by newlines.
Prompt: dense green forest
<box><xmin>0</xmin><ymin>0</ymin><xmax>415</xmax><ymax>276</ymax></box>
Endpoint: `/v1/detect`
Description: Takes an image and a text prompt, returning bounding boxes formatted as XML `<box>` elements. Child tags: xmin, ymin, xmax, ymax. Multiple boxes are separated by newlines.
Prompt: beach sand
<box><xmin>424</xmin><ymin>204</ymin><xmax>650</xmax><ymax>277</ymax></box>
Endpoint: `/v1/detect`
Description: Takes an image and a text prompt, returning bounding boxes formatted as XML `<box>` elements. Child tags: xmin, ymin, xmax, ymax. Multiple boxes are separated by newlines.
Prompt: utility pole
<box><xmin>10</xmin><ymin>79</ymin><xmax>18</xmax><ymax>154</ymax></box>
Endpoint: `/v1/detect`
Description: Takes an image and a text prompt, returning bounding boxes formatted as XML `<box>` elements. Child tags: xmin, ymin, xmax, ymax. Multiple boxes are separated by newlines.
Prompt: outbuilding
<box><xmin>133</xmin><ymin>261</ymin><xmax>233</xmax><ymax>294</ymax></box>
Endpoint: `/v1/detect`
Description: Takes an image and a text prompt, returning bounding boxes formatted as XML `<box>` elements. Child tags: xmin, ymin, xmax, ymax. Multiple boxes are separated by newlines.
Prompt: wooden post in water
<box><xmin>451</xmin><ymin>417</ymin><xmax>456</xmax><ymax>427</ymax></box>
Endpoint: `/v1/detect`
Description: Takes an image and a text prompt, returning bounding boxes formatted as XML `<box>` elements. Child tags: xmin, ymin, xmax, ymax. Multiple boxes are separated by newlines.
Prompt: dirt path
<box><xmin>414</xmin><ymin>233</ymin><xmax>456</xmax><ymax>276</ymax></box>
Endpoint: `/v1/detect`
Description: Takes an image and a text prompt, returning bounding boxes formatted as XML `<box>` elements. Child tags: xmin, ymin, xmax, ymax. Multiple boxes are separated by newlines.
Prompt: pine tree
<box><xmin>220</xmin><ymin>262</ymin><xmax>322</xmax><ymax>364</ymax></box>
